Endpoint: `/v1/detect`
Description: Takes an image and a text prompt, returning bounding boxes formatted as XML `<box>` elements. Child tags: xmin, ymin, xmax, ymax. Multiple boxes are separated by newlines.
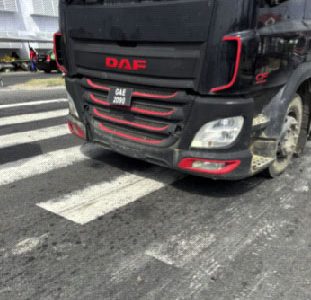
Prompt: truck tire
<box><xmin>268</xmin><ymin>95</ymin><xmax>304</xmax><ymax>177</ymax></box>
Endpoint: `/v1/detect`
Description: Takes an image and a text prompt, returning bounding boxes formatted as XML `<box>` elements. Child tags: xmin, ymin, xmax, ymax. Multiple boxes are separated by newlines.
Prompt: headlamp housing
<box><xmin>191</xmin><ymin>116</ymin><xmax>244</xmax><ymax>149</ymax></box>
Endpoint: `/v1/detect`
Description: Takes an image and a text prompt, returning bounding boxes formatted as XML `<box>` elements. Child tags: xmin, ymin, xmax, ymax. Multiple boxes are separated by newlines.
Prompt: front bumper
<box><xmin>67</xmin><ymin>87</ymin><xmax>254</xmax><ymax>180</ymax></box>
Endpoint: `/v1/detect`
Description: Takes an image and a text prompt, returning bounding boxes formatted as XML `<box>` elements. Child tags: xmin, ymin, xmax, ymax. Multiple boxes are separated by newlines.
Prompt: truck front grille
<box><xmin>81</xmin><ymin>78</ymin><xmax>193</xmax><ymax>147</ymax></box>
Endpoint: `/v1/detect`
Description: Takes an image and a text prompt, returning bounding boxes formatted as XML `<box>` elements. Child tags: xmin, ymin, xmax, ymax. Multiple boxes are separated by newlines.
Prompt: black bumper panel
<box><xmin>91</xmin><ymin>134</ymin><xmax>253</xmax><ymax>180</ymax></box>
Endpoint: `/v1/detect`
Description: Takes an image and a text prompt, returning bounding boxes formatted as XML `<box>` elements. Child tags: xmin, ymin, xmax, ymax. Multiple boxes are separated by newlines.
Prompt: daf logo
<box><xmin>105</xmin><ymin>57</ymin><xmax>147</xmax><ymax>71</ymax></box>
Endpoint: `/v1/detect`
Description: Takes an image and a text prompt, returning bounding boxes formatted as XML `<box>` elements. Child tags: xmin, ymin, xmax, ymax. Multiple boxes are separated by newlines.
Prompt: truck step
<box><xmin>252</xmin><ymin>155</ymin><xmax>274</xmax><ymax>173</ymax></box>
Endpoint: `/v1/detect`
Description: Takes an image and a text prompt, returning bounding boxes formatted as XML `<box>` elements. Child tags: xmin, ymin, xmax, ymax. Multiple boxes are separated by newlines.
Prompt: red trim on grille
<box><xmin>93</xmin><ymin>108</ymin><xmax>169</xmax><ymax>132</ymax></box>
<box><xmin>210</xmin><ymin>35</ymin><xmax>242</xmax><ymax>93</ymax></box>
<box><xmin>90</xmin><ymin>93</ymin><xmax>110</xmax><ymax>106</ymax></box>
<box><xmin>87</xmin><ymin>79</ymin><xmax>110</xmax><ymax>92</ymax></box>
<box><xmin>133</xmin><ymin>90</ymin><xmax>177</xmax><ymax>100</ymax></box>
<box><xmin>98</xmin><ymin>123</ymin><xmax>163</xmax><ymax>145</ymax></box>
<box><xmin>86</xmin><ymin>79</ymin><xmax>177</xmax><ymax>99</ymax></box>
<box><xmin>89</xmin><ymin>93</ymin><xmax>176</xmax><ymax>117</ymax></box>
<box><xmin>129</xmin><ymin>106</ymin><xmax>176</xmax><ymax>117</ymax></box>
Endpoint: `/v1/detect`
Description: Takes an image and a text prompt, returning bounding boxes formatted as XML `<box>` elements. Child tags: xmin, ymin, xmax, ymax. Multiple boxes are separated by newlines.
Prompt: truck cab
<box><xmin>56</xmin><ymin>0</ymin><xmax>311</xmax><ymax>179</ymax></box>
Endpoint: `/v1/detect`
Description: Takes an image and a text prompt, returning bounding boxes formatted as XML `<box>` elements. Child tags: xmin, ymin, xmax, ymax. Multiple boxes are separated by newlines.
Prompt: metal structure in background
<box><xmin>0</xmin><ymin>32</ymin><xmax>53</xmax><ymax>44</ymax></box>
<box><xmin>0</xmin><ymin>35</ymin><xmax>53</xmax><ymax>84</ymax></box>
<box><xmin>0</xmin><ymin>33</ymin><xmax>53</xmax><ymax>56</ymax></box>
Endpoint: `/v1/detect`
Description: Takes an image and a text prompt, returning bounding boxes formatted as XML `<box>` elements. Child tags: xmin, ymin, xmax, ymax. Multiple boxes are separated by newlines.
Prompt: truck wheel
<box><xmin>268</xmin><ymin>95</ymin><xmax>304</xmax><ymax>177</ymax></box>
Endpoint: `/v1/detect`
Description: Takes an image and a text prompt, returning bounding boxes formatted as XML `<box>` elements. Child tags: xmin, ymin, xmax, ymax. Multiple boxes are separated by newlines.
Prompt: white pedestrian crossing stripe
<box><xmin>37</xmin><ymin>169</ymin><xmax>182</xmax><ymax>225</ymax></box>
<box><xmin>0</xmin><ymin>98</ymin><xmax>67</xmax><ymax>109</ymax></box>
<box><xmin>0</xmin><ymin>144</ymin><xmax>103</xmax><ymax>186</ymax></box>
<box><xmin>0</xmin><ymin>124</ymin><xmax>69</xmax><ymax>149</ymax></box>
<box><xmin>0</xmin><ymin>145</ymin><xmax>97</xmax><ymax>186</ymax></box>
<box><xmin>0</xmin><ymin>109</ymin><xmax>68</xmax><ymax>126</ymax></box>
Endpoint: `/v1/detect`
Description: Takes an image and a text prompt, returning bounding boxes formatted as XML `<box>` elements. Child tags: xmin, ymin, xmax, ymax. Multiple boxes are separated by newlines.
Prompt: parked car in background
<box><xmin>0</xmin><ymin>54</ymin><xmax>28</xmax><ymax>72</ymax></box>
<box><xmin>37</xmin><ymin>50</ymin><xmax>58</xmax><ymax>73</ymax></box>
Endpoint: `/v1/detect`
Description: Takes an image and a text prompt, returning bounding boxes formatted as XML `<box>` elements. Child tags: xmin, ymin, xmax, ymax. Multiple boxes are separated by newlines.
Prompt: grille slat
<box><xmin>92</xmin><ymin>106</ymin><xmax>176</xmax><ymax>134</ymax></box>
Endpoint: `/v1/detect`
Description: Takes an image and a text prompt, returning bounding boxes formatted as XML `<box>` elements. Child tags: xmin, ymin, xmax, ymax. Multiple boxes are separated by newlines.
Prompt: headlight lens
<box><xmin>191</xmin><ymin>116</ymin><xmax>244</xmax><ymax>149</ymax></box>
<box><xmin>67</xmin><ymin>92</ymin><xmax>79</xmax><ymax>118</ymax></box>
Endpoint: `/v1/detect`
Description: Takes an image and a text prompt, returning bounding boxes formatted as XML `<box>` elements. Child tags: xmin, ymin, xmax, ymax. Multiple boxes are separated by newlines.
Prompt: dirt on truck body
<box><xmin>55</xmin><ymin>0</ymin><xmax>311</xmax><ymax>180</ymax></box>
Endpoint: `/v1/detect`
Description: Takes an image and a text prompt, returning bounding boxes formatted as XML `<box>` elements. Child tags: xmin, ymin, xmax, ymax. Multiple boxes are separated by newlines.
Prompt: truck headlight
<box><xmin>191</xmin><ymin>116</ymin><xmax>244</xmax><ymax>149</ymax></box>
<box><xmin>67</xmin><ymin>92</ymin><xmax>79</xmax><ymax>118</ymax></box>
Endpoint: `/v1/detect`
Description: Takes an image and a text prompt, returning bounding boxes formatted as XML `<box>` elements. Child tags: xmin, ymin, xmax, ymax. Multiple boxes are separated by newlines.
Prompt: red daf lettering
<box><xmin>105</xmin><ymin>57</ymin><xmax>147</xmax><ymax>71</ymax></box>
<box><xmin>106</xmin><ymin>57</ymin><xmax>119</xmax><ymax>68</ymax></box>
<box><xmin>133</xmin><ymin>60</ymin><xmax>147</xmax><ymax>71</ymax></box>
<box><xmin>119</xmin><ymin>59</ymin><xmax>132</xmax><ymax>70</ymax></box>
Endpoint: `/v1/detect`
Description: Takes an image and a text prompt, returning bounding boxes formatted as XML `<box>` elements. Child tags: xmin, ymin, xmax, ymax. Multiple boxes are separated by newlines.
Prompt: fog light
<box><xmin>192</xmin><ymin>161</ymin><xmax>226</xmax><ymax>170</ymax></box>
<box><xmin>178</xmin><ymin>158</ymin><xmax>241</xmax><ymax>175</ymax></box>
<box><xmin>67</xmin><ymin>92</ymin><xmax>79</xmax><ymax>118</ymax></box>
<box><xmin>191</xmin><ymin>116</ymin><xmax>244</xmax><ymax>149</ymax></box>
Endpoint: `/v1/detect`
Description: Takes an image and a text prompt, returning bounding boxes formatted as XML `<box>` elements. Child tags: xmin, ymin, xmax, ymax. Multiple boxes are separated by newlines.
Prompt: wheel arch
<box><xmin>262</xmin><ymin>62</ymin><xmax>311</xmax><ymax>140</ymax></box>
<box><xmin>296</xmin><ymin>79</ymin><xmax>311</xmax><ymax>138</ymax></box>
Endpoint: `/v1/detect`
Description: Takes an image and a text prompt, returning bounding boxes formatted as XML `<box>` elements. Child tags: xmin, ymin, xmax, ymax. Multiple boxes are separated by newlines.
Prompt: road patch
<box><xmin>11</xmin><ymin>234</ymin><xmax>48</xmax><ymax>256</ymax></box>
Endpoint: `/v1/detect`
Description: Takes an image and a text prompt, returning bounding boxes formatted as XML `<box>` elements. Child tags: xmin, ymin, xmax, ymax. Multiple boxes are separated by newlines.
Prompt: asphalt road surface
<box><xmin>0</xmin><ymin>92</ymin><xmax>311</xmax><ymax>300</ymax></box>
<box><xmin>0</xmin><ymin>71</ymin><xmax>61</xmax><ymax>88</ymax></box>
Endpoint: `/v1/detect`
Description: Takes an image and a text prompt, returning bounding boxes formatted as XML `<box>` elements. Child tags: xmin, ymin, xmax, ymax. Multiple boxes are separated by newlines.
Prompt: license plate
<box><xmin>108</xmin><ymin>87</ymin><xmax>133</xmax><ymax>106</ymax></box>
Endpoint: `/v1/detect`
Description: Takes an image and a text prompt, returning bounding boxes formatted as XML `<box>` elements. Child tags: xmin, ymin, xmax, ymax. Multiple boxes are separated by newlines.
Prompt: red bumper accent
<box><xmin>67</xmin><ymin>120</ymin><xmax>86</xmax><ymax>139</ymax></box>
<box><xmin>178</xmin><ymin>158</ymin><xmax>241</xmax><ymax>175</ymax></box>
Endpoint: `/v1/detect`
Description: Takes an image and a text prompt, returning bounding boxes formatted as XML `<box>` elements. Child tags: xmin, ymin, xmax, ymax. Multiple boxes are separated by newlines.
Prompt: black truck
<box><xmin>55</xmin><ymin>0</ymin><xmax>311</xmax><ymax>179</ymax></box>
